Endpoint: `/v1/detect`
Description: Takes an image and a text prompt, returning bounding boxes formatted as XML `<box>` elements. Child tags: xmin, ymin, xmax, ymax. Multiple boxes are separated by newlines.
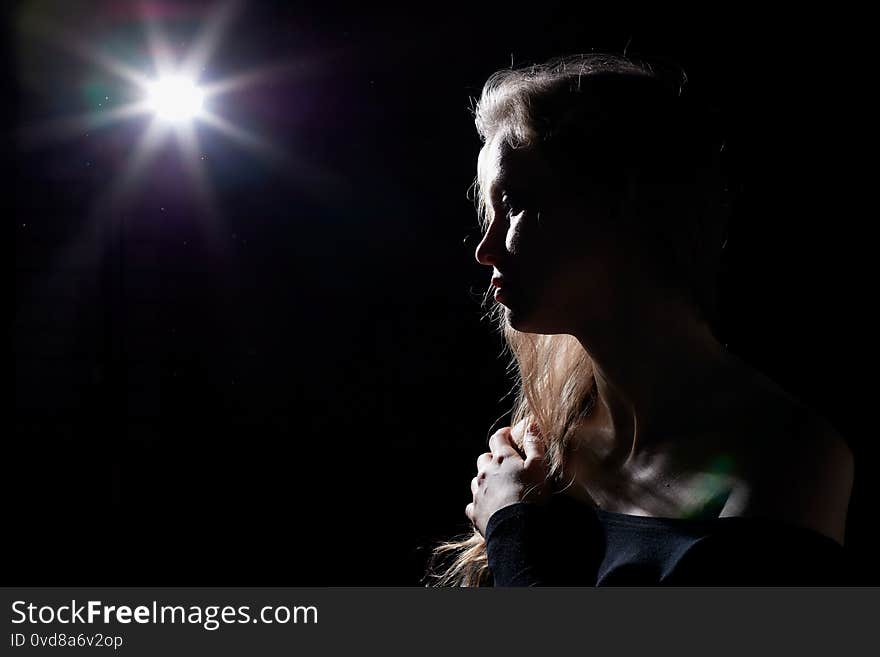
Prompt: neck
<box><xmin>572</xmin><ymin>287</ymin><xmax>736</xmax><ymax>473</ymax></box>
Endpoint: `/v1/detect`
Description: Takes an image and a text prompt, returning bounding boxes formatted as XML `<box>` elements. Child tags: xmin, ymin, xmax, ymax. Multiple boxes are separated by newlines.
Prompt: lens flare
<box><xmin>17</xmin><ymin>0</ymin><xmax>342</xmax><ymax>222</ymax></box>
<box><xmin>146</xmin><ymin>75</ymin><xmax>205</xmax><ymax>123</ymax></box>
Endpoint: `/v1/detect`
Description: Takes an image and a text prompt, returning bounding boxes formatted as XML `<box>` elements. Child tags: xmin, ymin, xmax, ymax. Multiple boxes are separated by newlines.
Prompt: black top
<box><xmin>484</xmin><ymin>493</ymin><xmax>851</xmax><ymax>586</ymax></box>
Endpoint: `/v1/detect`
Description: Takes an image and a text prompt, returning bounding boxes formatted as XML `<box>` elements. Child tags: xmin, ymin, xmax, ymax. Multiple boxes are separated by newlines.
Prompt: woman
<box><xmin>426</xmin><ymin>53</ymin><xmax>854</xmax><ymax>586</ymax></box>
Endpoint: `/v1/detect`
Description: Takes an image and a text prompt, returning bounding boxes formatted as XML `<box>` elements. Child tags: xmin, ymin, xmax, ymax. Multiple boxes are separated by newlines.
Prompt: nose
<box><xmin>474</xmin><ymin>218</ymin><xmax>505</xmax><ymax>267</ymax></box>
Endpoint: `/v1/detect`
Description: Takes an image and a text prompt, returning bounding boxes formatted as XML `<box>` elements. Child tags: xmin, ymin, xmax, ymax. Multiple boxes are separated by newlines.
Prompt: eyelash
<box><xmin>500</xmin><ymin>196</ymin><xmax>525</xmax><ymax>219</ymax></box>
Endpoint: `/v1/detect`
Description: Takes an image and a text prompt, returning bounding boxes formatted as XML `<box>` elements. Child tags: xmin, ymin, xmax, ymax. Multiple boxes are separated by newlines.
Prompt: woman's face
<box><xmin>474</xmin><ymin>135</ymin><xmax>630</xmax><ymax>335</ymax></box>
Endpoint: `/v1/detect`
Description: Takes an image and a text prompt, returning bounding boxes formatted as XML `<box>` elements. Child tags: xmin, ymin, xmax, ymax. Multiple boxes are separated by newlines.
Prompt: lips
<box><xmin>491</xmin><ymin>276</ymin><xmax>512</xmax><ymax>304</ymax></box>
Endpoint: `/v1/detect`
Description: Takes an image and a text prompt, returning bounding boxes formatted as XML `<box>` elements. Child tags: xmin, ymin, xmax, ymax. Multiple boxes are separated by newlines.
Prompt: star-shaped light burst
<box><xmin>18</xmin><ymin>0</ymin><xmax>316</xmax><ymax>221</ymax></box>
<box><xmin>146</xmin><ymin>75</ymin><xmax>206</xmax><ymax>123</ymax></box>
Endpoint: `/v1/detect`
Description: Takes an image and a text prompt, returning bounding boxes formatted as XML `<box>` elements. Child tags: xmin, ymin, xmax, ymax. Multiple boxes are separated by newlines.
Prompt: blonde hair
<box><xmin>423</xmin><ymin>52</ymin><xmax>731</xmax><ymax>586</ymax></box>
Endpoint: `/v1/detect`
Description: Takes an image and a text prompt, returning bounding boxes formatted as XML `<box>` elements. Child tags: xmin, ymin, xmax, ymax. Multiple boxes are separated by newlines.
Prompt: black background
<box><xmin>8</xmin><ymin>2</ymin><xmax>876</xmax><ymax>584</ymax></box>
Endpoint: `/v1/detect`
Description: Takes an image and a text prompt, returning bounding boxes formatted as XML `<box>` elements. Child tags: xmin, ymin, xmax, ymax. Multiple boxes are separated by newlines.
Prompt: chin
<box><xmin>502</xmin><ymin>304</ymin><xmax>543</xmax><ymax>333</ymax></box>
<box><xmin>502</xmin><ymin>304</ymin><xmax>570</xmax><ymax>335</ymax></box>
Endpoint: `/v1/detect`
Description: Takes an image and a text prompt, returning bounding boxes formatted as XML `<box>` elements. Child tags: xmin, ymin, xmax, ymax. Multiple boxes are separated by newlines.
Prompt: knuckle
<box><xmin>487</xmin><ymin>427</ymin><xmax>511</xmax><ymax>447</ymax></box>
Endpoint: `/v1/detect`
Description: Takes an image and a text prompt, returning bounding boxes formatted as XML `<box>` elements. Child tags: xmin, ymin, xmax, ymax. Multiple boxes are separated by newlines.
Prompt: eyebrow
<box><xmin>488</xmin><ymin>172</ymin><xmax>527</xmax><ymax>207</ymax></box>
<box><xmin>483</xmin><ymin>145</ymin><xmax>536</xmax><ymax>209</ymax></box>
<box><xmin>487</xmin><ymin>177</ymin><xmax>506</xmax><ymax>208</ymax></box>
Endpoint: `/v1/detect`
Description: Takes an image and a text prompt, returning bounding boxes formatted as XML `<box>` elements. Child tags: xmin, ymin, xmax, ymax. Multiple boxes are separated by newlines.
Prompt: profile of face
<box><xmin>474</xmin><ymin>134</ymin><xmax>636</xmax><ymax>335</ymax></box>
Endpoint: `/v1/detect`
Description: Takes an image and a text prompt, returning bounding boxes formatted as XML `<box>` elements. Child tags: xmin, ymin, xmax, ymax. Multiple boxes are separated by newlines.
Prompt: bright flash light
<box><xmin>146</xmin><ymin>75</ymin><xmax>205</xmax><ymax>122</ymax></box>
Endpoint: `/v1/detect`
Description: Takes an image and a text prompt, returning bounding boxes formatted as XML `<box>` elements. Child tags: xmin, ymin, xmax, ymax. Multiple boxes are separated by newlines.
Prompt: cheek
<box><xmin>544</xmin><ymin>238</ymin><xmax>620</xmax><ymax>304</ymax></box>
<box><xmin>505</xmin><ymin>217</ymin><xmax>528</xmax><ymax>255</ymax></box>
<box><xmin>504</xmin><ymin>225</ymin><xmax>517</xmax><ymax>253</ymax></box>
<box><xmin>507</xmin><ymin>211</ymin><xmax>553</xmax><ymax>257</ymax></box>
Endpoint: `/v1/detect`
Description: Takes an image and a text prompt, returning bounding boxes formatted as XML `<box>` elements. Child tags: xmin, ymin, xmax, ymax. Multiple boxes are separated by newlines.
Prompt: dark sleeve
<box><xmin>484</xmin><ymin>495</ymin><xmax>603</xmax><ymax>587</ymax></box>
<box><xmin>665</xmin><ymin>522</ymin><xmax>853</xmax><ymax>586</ymax></box>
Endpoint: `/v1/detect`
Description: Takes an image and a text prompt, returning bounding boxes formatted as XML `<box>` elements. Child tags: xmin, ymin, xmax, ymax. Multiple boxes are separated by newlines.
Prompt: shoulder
<box><xmin>735</xmin><ymin>399</ymin><xmax>854</xmax><ymax>546</ymax></box>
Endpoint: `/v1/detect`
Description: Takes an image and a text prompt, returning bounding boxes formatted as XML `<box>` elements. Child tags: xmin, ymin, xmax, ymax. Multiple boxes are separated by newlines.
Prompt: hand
<box><xmin>465</xmin><ymin>421</ymin><xmax>551</xmax><ymax>537</ymax></box>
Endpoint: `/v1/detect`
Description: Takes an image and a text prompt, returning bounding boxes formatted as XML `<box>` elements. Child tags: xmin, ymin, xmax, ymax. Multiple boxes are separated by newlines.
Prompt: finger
<box><xmin>486</xmin><ymin>426</ymin><xmax>512</xmax><ymax>450</ymax></box>
<box><xmin>510</xmin><ymin>418</ymin><xmax>529</xmax><ymax>442</ymax></box>
<box><xmin>522</xmin><ymin>422</ymin><xmax>547</xmax><ymax>462</ymax></box>
<box><xmin>476</xmin><ymin>452</ymin><xmax>493</xmax><ymax>472</ymax></box>
<box><xmin>488</xmin><ymin>427</ymin><xmax>519</xmax><ymax>457</ymax></box>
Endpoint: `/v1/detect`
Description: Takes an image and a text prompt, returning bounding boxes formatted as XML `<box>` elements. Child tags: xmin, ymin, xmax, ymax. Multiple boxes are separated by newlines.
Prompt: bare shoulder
<box><xmin>733</xmin><ymin>391</ymin><xmax>854</xmax><ymax>546</ymax></box>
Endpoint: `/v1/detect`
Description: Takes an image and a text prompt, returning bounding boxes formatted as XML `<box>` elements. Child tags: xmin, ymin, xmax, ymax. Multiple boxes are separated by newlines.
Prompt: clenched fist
<box><xmin>465</xmin><ymin>420</ymin><xmax>551</xmax><ymax>537</ymax></box>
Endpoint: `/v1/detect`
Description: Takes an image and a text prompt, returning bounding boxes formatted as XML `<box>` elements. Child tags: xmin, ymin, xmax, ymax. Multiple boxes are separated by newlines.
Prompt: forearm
<box><xmin>485</xmin><ymin>502</ymin><xmax>555</xmax><ymax>586</ymax></box>
<box><xmin>485</xmin><ymin>495</ymin><xmax>601</xmax><ymax>587</ymax></box>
